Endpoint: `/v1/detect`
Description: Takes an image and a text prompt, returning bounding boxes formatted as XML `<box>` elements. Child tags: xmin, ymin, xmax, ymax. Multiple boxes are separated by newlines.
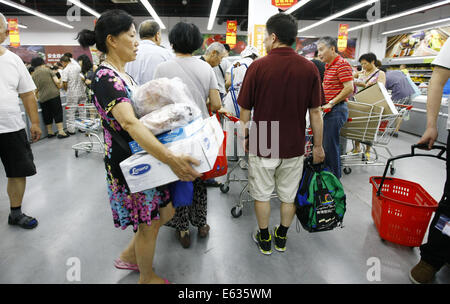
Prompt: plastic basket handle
<box><xmin>376</xmin><ymin>144</ymin><xmax>447</xmax><ymax>197</ymax></box>
<box><xmin>411</xmin><ymin>143</ymin><xmax>446</xmax><ymax>158</ymax></box>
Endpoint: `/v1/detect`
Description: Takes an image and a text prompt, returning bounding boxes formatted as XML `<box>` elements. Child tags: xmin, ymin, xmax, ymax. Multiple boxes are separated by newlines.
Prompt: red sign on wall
<box><xmin>272</xmin><ymin>0</ymin><xmax>298</xmax><ymax>10</ymax></box>
<box><xmin>226</xmin><ymin>20</ymin><xmax>237</xmax><ymax>48</ymax></box>
<box><xmin>7</xmin><ymin>18</ymin><xmax>20</xmax><ymax>48</ymax></box>
<box><xmin>337</xmin><ymin>24</ymin><xmax>349</xmax><ymax>52</ymax></box>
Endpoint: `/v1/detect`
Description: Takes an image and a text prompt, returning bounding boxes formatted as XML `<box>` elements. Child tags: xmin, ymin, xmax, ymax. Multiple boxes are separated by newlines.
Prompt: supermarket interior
<box><xmin>0</xmin><ymin>0</ymin><xmax>449</xmax><ymax>286</ymax></box>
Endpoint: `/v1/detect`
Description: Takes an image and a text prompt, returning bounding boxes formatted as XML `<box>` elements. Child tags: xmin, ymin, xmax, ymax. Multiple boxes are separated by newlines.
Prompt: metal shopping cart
<box><xmin>340</xmin><ymin>101</ymin><xmax>413</xmax><ymax>175</ymax></box>
<box><xmin>220</xmin><ymin>113</ymin><xmax>315</xmax><ymax>218</ymax></box>
<box><xmin>65</xmin><ymin>104</ymin><xmax>103</xmax><ymax>158</ymax></box>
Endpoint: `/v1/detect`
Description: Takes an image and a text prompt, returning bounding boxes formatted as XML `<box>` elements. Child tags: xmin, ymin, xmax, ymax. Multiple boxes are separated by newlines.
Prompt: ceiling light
<box><xmin>67</xmin><ymin>0</ymin><xmax>101</xmax><ymax>18</ymax></box>
<box><xmin>207</xmin><ymin>0</ymin><xmax>221</xmax><ymax>31</ymax></box>
<box><xmin>139</xmin><ymin>0</ymin><xmax>166</xmax><ymax>29</ymax></box>
<box><xmin>0</xmin><ymin>0</ymin><xmax>74</xmax><ymax>29</ymax></box>
<box><xmin>285</xmin><ymin>0</ymin><xmax>314</xmax><ymax>14</ymax></box>
<box><xmin>349</xmin><ymin>0</ymin><xmax>450</xmax><ymax>32</ymax></box>
<box><xmin>382</xmin><ymin>17</ymin><xmax>450</xmax><ymax>35</ymax></box>
<box><xmin>298</xmin><ymin>0</ymin><xmax>378</xmax><ymax>33</ymax></box>
<box><xmin>18</xmin><ymin>24</ymin><xmax>27</xmax><ymax>29</ymax></box>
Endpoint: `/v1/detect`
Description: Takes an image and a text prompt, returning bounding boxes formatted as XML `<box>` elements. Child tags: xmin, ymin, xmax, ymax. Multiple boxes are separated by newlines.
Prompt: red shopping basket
<box><xmin>369</xmin><ymin>144</ymin><xmax>445</xmax><ymax>247</ymax></box>
<box><xmin>369</xmin><ymin>177</ymin><xmax>438</xmax><ymax>247</ymax></box>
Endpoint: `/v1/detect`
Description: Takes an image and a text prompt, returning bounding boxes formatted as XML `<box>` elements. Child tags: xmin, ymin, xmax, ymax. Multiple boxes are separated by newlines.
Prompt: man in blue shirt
<box><xmin>125</xmin><ymin>20</ymin><xmax>173</xmax><ymax>85</ymax></box>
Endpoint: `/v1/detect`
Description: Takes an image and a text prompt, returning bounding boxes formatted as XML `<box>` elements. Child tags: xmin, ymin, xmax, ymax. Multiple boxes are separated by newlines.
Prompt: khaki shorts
<box><xmin>248</xmin><ymin>154</ymin><xmax>304</xmax><ymax>203</ymax></box>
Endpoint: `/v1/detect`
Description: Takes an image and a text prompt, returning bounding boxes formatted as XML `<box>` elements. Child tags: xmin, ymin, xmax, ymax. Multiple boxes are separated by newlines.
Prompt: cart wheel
<box><xmin>390</xmin><ymin>166</ymin><xmax>396</xmax><ymax>175</ymax></box>
<box><xmin>343</xmin><ymin>167</ymin><xmax>352</xmax><ymax>175</ymax></box>
<box><xmin>220</xmin><ymin>184</ymin><xmax>230</xmax><ymax>193</ymax></box>
<box><xmin>75</xmin><ymin>150</ymin><xmax>79</xmax><ymax>158</ymax></box>
<box><xmin>231</xmin><ymin>206</ymin><xmax>242</xmax><ymax>218</ymax></box>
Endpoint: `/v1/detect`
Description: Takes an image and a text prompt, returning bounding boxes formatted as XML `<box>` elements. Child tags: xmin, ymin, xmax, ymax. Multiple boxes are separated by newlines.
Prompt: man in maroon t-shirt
<box><xmin>238</xmin><ymin>13</ymin><xmax>325</xmax><ymax>255</ymax></box>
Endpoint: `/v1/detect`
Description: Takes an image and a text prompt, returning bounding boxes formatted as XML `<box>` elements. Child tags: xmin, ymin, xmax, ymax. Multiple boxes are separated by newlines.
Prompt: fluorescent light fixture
<box><xmin>139</xmin><ymin>0</ymin><xmax>166</xmax><ymax>29</ymax></box>
<box><xmin>0</xmin><ymin>0</ymin><xmax>73</xmax><ymax>29</ymax></box>
<box><xmin>285</xmin><ymin>0</ymin><xmax>314</xmax><ymax>14</ymax></box>
<box><xmin>382</xmin><ymin>17</ymin><xmax>450</xmax><ymax>35</ymax></box>
<box><xmin>67</xmin><ymin>0</ymin><xmax>101</xmax><ymax>18</ymax></box>
<box><xmin>18</xmin><ymin>24</ymin><xmax>27</xmax><ymax>29</ymax></box>
<box><xmin>349</xmin><ymin>0</ymin><xmax>450</xmax><ymax>32</ymax></box>
<box><xmin>207</xmin><ymin>0</ymin><xmax>221</xmax><ymax>31</ymax></box>
<box><xmin>298</xmin><ymin>0</ymin><xmax>378</xmax><ymax>33</ymax></box>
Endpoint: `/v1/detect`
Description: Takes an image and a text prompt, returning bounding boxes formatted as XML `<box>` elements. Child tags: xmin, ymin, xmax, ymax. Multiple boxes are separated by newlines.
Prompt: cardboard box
<box><xmin>120</xmin><ymin>116</ymin><xmax>224</xmax><ymax>193</ymax></box>
<box><xmin>340</xmin><ymin>101</ymin><xmax>385</xmax><ymax>142</ymax></box>
<box><xmin>353</xmin><ymin>82</ymin><xmax>398</xmax><ymax>116</ymax></box>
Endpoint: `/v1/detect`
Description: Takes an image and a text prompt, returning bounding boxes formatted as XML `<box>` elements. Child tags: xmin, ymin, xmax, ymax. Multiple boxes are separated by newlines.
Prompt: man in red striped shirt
<box><xmin>318</xmin><ymin>37</ymin><xmax>354</xmax><ymax>179</ymax></box>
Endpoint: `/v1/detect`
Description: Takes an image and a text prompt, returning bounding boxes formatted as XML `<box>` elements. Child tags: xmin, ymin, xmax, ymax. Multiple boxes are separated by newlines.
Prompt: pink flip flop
<box><xmin>114</xmin><ymin>258</ymin><xmax>139</xmax><ymax>271</ymax></box>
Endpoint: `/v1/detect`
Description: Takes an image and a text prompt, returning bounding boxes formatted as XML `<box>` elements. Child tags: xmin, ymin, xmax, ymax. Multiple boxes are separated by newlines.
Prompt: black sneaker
<box><xmin>252</xmin><ymin>229</ymin><xmax>272</xmax><ymax>255</ymax></box>
<box><xmin>273</xmin><ymin>226</ymin><xmax>287</xmax><ymax>252</ymax></box>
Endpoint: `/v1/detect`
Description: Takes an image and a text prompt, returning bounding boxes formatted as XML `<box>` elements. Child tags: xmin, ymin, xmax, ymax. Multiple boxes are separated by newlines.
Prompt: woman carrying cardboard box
<box><xmin>77</xmin><ymin>10</ymin><xmax>201</xmax><ymax>284</ymax></box>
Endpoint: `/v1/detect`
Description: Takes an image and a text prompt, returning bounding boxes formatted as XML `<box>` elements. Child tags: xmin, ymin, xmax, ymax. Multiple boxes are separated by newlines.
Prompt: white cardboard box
<box><xmin>120</xmin><ymin>116</ymin><xmax>224</xmax><ymax>193</ymax></box>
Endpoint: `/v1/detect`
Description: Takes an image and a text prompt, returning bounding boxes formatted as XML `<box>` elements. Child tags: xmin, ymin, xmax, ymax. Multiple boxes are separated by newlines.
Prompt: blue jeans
<box><xmin>323</xmin><ymin>102</ymin><xmax>348</xmax><ymax>179</ymax></box>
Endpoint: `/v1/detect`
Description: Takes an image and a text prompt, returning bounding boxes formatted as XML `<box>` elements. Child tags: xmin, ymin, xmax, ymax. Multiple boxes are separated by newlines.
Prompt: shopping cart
<box><xmin>218</xmin><ymin>114</ymin><xmax>257</xmax><ymax>218</ymax></box>
<box><xmin>220</xmin><ymin>113</ymin><xmax>316</xmax><ymax>218</ymax></box>
<box><xmin>340</xmin><ymin>101</ymin><xmax>413</xmax><ymax>175</ymax></box>
<box><xmin>65</xmin><ymin>104</ymin><xmax>103</xmax><ymax>158</ymax></box>
<box><xmin>369</xmin><ymin>144</ymin><xmax>444</xmax><ymax>247</ymax></box>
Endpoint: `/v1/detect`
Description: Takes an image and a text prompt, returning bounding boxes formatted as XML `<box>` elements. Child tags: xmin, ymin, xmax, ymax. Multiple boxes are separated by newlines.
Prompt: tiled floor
<box><xmin>0</xmin><ymin>131</ymin><xmax>448</xmax><ymax>284</ymax></box>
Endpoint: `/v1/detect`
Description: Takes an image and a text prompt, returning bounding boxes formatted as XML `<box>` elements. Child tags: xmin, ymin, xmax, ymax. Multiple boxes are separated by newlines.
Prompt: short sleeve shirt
<box><xmin>323</xmin><ymin>55</ymin><xmax>354</xmax><ymax>103</ymax></box>
<box><xmin>213</xmin><ymin>59</ymin><xmax>232</xmax><ymax>95</ymax></box>
<box><xmin>125</xmin><ymin>40</ymin><xmax>174</xmax><ymax>85</ymax></box>
<box><xmin>237</xmin><ymin>47</ymin><xmax>325</xmax><ymax>158</ymax></box>
<box><xmin>0</xmin><ymin>50</ymin><xmax>36</xmax><ymax>133</ymax></box>
<box><xmin>61</xmin><ymin>62</ymin><xmax>86</xmax><ymax>97</ymax></box>
<box><xmin>432</xmin><ymin>38</ymin><xmax>450</xmax><ymax>130</ymax></box>
<box><xmin>154</xmin><ymin>57</ymin><xmax>219</xmax><ymax>119</ymax></box>
<box><xmin>32</xmin><ymin>66</ymin><xmax>60</xmax><ymax>102</ymax></box>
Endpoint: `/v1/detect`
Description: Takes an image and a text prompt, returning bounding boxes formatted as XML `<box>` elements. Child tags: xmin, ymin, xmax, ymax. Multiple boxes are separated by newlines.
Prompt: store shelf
<box><xmin>382</xmin><ymin>56</ymin><xmax>436</xmax><ymax>65</ymax></box>
<box><xmin>410</xmin><ymin>74</ymin><xmax>431</xmax><ymax>78</ymax></box>
<box><xmin>408</xmin><ymin>69</ymin><xmax>433</xmax><ymax>72</ymax></box>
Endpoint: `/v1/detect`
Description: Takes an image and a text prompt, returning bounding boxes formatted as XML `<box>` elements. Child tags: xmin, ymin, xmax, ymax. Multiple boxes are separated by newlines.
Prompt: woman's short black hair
<box><xmin>77</xmin><ymin>54</ymin><xmax>93</xmax><ymax>74</ymax></box>
<box><xmin>359</xmin><ymin>52</ymin><xmax>377</xmax><ymax>64</ymax></box>
<box><xmin>266</xmin><ymin>13</ymin><xmax>298</xmax><ymax>46</ymax></box>
<box><xmin>31</xmin><ymin>56</ymin><xmax>45</xmax><ymax>68</ymax></box>
<box><xmin>77</xmin><ymin>9</ymin><xmax>134</xmax><ymax>53</ymax></box>
<box><xmin>169</xmin><ymin>22</ymin><xmax>203</xmax><ymax>54</ymax></box>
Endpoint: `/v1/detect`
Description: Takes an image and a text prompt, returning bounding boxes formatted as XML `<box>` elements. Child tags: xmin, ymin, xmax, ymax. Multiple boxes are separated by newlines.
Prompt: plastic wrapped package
<box><xmin>139</xmin><ymin>103</ymin><xmax>202</xmax><ymax>135</ymax></box>
<box><xmin>133</xmin><ymin>77</ymin><xmax>197</xmax><ymax>118</ymax></box>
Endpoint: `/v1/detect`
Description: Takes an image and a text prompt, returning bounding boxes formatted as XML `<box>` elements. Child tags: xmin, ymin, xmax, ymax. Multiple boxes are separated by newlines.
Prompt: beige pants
<box><xmin>248</xmin><ymin>154</ymin><xmax>304</xmax><ymax>203</ymax></box>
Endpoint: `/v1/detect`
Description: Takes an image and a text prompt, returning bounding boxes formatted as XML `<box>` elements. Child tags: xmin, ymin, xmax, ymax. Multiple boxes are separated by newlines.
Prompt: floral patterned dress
<box><xmin>92</xmin><ymin>65</ymin><xmax>170</xmax><ymax>232</ymax></box>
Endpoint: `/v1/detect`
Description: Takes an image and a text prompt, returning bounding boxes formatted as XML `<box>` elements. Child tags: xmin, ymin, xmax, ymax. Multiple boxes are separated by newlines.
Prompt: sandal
<box><xmin>114</xmin><ymin>258</ymin><xmax>139</xmax><ymax>271</ymax></box>
<box><xmin>8</xmin><ymin>213</ymin><xmax>38</xmax><ymax>229</ymax></box>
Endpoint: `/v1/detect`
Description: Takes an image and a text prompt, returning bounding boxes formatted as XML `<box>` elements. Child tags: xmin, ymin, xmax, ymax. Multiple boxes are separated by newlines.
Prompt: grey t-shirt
<box><xmin>154</xmin><ymin>57</ymin><xmax>219</xmax><ymax>118</ymax></box>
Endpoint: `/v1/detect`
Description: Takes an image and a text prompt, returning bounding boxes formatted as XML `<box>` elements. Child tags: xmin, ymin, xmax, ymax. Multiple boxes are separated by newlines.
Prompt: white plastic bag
<box><xmin>133</xmin><ymin>77</ymin><xmax>197</xmax><ymax>118</ymax></box>
<box><xmin>139</xmin><ymin>103</ymin><xmax>202</xmax><ymax>135</ymax></box>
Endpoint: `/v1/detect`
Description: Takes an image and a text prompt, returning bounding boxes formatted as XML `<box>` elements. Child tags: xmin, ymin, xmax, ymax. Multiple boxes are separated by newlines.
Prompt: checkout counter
<box><xmin>19</xmin><ymin>96</ymin><xmax>68</xmax><ymax>142</ymax></box>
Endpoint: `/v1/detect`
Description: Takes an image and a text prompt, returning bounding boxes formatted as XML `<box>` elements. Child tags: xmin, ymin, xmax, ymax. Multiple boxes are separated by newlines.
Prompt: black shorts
<box><xmin>40</xmin><ymin>96</ymin><xmax>63</xmax><ymax>125</ymax></box>
<box><xmin>0</xmin><ymin>129</ymin><xmax>37</xmax><ymax>178</ymax></box>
